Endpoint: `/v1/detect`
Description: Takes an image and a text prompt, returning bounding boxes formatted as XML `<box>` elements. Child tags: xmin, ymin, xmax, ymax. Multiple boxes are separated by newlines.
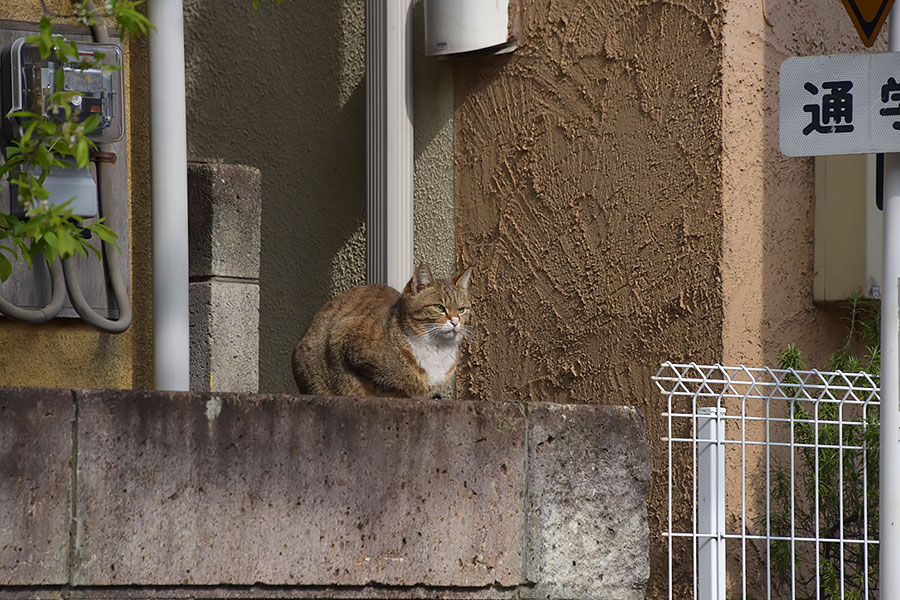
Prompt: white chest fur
<box><xmin>407</xmin><ymin>335</ymin><xmax>459</xmax><ymax>388</ymax></box>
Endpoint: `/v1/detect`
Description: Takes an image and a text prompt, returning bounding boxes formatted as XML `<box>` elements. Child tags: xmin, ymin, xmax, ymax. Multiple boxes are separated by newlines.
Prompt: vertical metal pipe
<box><xmin>149</xmin><ymin>0</ymin><xmax>190</xmax><ymax>390</ymax></box>
<box><xmin>697</xmin><ymin>407</ymin><xmax>725</xmax><ymax>600</ymax></box>
<box><xmin>882</xmin><ymin>9</ymin><xmax>900</xmax><ymax>595</ymax></box>
<box><xmin>366</xmin><ymin>0</ymin><xmax>414</xmax><ymax>291</ymax></box>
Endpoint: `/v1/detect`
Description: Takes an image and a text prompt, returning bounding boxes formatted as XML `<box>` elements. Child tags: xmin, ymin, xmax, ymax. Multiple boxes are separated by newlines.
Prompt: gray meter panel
<box><xmin>0</xmin><ymin>24</ymin><xmax>130</xmax><ymax>319</ymax></box>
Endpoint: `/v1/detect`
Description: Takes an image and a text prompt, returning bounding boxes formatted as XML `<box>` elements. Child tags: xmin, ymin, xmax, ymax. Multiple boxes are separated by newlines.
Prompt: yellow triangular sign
<box><xmin>841</xmin><ymin>0</ymin><xmax>895</xmax><ymax>47</ymax></box>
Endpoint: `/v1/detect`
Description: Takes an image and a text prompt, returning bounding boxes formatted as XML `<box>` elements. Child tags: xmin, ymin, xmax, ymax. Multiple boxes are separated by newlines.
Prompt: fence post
<box><xmin>697</xmin><ymin>407</ymin><xmax>726</xmax><ymax>600</ymax></box>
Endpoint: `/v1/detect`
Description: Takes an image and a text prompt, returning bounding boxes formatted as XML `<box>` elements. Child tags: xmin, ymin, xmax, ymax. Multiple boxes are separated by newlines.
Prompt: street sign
<box><xmin>779</xmin><ymin>52</ymin><xmax>900</xmax><ymax>156</ymax></box>
<box><xmin>841</xmin><ymin>0</ymin><xmax>894</xmax><ymax>47</ymax></box>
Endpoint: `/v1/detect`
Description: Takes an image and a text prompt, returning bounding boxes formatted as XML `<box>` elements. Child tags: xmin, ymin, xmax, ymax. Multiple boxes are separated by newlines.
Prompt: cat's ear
<box><xmin>454</xmin><ymin>267</ymin><xmax>472</xmax><ymax>290</ymax></box>
<box><xmin>411</xmin><ymin>263</ymin><xmax>435</xmax><ymax>294</ymax></box>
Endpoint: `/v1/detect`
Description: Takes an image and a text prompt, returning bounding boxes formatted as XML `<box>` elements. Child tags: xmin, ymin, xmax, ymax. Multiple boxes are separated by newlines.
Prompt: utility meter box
<box><xmin>424</xmin><ymin>0</ymin><xmax>519</xmax><ymax>56</ymax></box>
<box><xmin>813</xmin><ymin>154</ymin><xmax>883</xmax><ymax>302</ymax></box>
<box><xmin>1</xmin><ymin>37</ymin><xmax>124</xmax><ymax>144</ymax></box>
<box><xmin>0</xmin><ymin>25</ymin><xmax>129</xmax><ymax>319</ymax></box>
<box><xmin>1</xmin><ymin>36</ymin><xmax>124</xmax><ymax>219</ymax></box>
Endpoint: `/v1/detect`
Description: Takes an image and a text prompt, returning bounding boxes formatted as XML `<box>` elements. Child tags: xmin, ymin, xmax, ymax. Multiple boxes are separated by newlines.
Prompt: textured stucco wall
<box><xmin>183</xmin><ymin>0</ymin><xmax>366</xmax><ymax>394</ymax></box>
<box><xmin>0</xmin><ymin>3</ymin><xmax>152</xmax><ymax>389</ymax></box>
<box><xmin>452</xmin><ymin>1</ymin><xmax>723</xmax><ymax>596</ymax></box>
<box><xmin>184</xmin><ymin>0</ymin><xmax>455</xmax><ymax>393</ymax></box>
<box><xmin>721</xmin><ymin>0</ymin><xmax>878</xmax><ymax>368</ymax></box>
<box><xmin>412</xmin><ymin>3</ymin><xmax>455</xmax><ymax>280</ymax></box>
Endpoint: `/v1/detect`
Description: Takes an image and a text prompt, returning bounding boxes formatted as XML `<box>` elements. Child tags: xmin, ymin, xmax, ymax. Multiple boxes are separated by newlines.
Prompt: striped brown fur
<box><xmin>292</xmin><ymin>264</ymin><xmax>473</xmax><ymax>398</ymax></box>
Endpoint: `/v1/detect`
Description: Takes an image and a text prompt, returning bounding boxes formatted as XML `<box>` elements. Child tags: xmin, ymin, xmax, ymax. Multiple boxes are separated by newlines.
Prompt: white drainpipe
<box><xmin>366</xmin><ymin>0</ymin><xmax>414</xmax><ymax>291</ymax></box>
<box><xmin>149</xmin><ymin>0</ymin><xmax>190</xmax><ymax>391</ymax></box>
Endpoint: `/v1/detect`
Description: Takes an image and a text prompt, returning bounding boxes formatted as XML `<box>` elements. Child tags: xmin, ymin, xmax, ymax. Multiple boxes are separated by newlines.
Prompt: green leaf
<box><xmin>57</xmin><ymin>229</ymin><xmax>74</xmax><ymax>257</ymax></box>
<box><xmin>34</xmin><ymin>144</ymin><xmax>52</xmax><ymax>170</ymax></box>
<box><xmin>19</xmin><ymin>244</ymin><xmax>33</xmax><ymax>269</ymax></box>
<box><xmin>0</xmin><ymin>253</ymin><xmax>11</xmax><ymax>282</ymax></box>
<box><xmin>43</xmin><ymin>231</ymin><xmax>58</xmax><ymax>254</ymax></box>
<box><xmin>37</xmin><ymin>120</ymin><xmax>58</xmax><ymax>135</ymax></box>
<box><xmin>35</xmin><ymin>17</ymin><xmax>54</xmax><ymax>59</ymax></box>
<box><xmin>39</xmin><ymin>16</ymin><xmax>52</xmax><ymax>39</ymax></box>
<box><xmin>82</xmin><ymin>114</ymin><xmax>101</xmax><ymax>135</ymax></box>
<box><xmin>110</xmin><ymin>1</ymin><xmax>155</xmax><ymax>37</ymax></box>
<box><xmin>54</xmin><ymin>68</ymin><xmax>66</xmax><ymax>93</ymax></box>
<box><xmin>8</xmin><ymin>110</ymin><xmax>39</xmax><ymax>119</ymax></box>
<box><xmin>75</xmin><ymin>138</ymin><xmax>89</xmax><ymax>169</ymax></box>
<box><xmin>4</xmin><ymin>145</ymin><xmax>23</xmax><ymax>159</ymax></box>
<box><xmin>20</xmin><ymin>119</ymin><xmax>38</xmax><ymax>145</ymax></box>
<box><xmin>90</xmin><ymin>222</ymin><xmax>120</xmax><ymax>251</ymax></box>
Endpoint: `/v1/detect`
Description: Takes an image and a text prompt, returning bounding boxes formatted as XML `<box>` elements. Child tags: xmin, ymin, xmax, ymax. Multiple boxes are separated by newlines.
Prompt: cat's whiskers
<box><xmin>413</xmin><ymin>322</ymin><xmax>465</xmax><ymax>343</ymax></box>
<box><xmin>427</xmin><ymin>324</ymin><xmax>452</xmax><ymax>341</ymax></box>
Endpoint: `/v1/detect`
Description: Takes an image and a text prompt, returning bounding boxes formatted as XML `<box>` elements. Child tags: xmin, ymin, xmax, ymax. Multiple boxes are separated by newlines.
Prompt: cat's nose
<box><xmin>450</xmin><ymin>316</ymin><xmax>460</xmax><ymax>327</ymax></box>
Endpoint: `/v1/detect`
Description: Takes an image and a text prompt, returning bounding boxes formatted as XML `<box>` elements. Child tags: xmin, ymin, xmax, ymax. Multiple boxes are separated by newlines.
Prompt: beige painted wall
<box><xmin>0</xmin><ymin>2</ymin><xmax>152</xmax><ymax>390</ymax></box>
<box><xmin>719</xmin><ymin>2</ymin><xmax>883</xmax><ymax>595</ymax></box>
<box><xmin>720</xmin><ymin>0</ymin><xmax>878</xmax><ymax>369</ymax></box>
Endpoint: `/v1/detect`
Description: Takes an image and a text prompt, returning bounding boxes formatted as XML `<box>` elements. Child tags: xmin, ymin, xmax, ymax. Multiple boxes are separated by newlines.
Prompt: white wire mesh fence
<box><xmin>654</xmin><ymin>362</ymin><xmax>880</xmax><ymax>600</ymax></box>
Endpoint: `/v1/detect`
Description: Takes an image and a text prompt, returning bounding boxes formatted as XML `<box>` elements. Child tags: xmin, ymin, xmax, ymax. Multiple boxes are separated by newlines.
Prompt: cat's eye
<box><xmin>434</xmin><ymin>304</ymin><xmax>446</xmax><ymax>313</ymax></box>
<box><xmin>459</xmin><ymin>307</ymin><xmax>468</xmax><ymax>314</ymax></box>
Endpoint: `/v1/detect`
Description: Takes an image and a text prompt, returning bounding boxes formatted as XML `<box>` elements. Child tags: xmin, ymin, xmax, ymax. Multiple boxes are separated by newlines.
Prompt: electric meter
<box><xmin>2</xmin><ymin>37</ymin><xmax>124</xmax><ymax>144</ymax></box>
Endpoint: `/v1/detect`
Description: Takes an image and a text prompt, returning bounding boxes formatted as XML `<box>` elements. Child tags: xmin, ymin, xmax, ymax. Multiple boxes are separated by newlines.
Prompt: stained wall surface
<box><xmin>453</xmin><ymin>0</ymin><xmax>881</xmax><ymax>596</ymax></box>
<box><xmin>0</xmin><ymin>2</ymin><xmax>153</xmax><ymax>389</ymax></box>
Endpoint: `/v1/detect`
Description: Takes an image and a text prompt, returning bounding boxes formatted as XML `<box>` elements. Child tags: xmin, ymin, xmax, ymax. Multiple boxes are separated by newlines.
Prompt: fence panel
<box><xmin>655</xmin><ymin>362</ymin><xmax>881</xmax><ymax>599</ymax></box>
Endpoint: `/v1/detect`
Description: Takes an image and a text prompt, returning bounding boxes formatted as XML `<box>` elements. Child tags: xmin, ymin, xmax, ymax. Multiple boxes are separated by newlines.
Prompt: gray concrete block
<box><xmin>0</xmin><ymin>387</ymin><xmax>73</xmax><ymax>585</ymax></box>
<box><xmin>187</xmin><ymin>161</ymin><xmax>262</xmax><ymax>280</ymax></box>
<box><xmin>72</xmin><ymin>391</ymin><xmax>526</xmax><ymax>587</ymax></box>
<box><xmin>524</xmin><ymin>404</ymin><xmax>651</xmax><ymax>600</ymax></box>
<box><xmin>189</xmin><ymin>280</ymin><xmax>259</xmax><ymax>393</ymax></box>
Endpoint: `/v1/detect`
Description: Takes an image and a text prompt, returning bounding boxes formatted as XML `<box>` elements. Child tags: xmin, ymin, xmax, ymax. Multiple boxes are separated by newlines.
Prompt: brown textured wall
<box><xmin>453</xmin><ymin>2</ymin><xmax>723</xmax><ymax>595</ymax></box>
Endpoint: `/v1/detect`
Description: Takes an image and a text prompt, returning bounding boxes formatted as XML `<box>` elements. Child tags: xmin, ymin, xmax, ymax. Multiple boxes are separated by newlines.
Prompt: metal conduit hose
<box><xmin>0</xmin><ymin>3</ymin><xmax>132</xmax><ymax>332</ymax></box>
<box><xmin>62</xmin><ymin>157</ymin><xmax>132</xmax><ymax>333</ymax></box>
<box><xmin>0</xmin><ymin>259</ymin><xmax>65</xmax><ymax>323</ymax></box>
<box><xmin>62</xmin><ymin>1</ymin><xmax>132</xmax><ymax>333</ymax></box>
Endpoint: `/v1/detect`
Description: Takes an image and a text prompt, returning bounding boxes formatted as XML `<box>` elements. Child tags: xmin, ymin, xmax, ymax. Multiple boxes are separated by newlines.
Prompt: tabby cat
<box><xmin>291</xmin><ymin>263</ymin><xmax>473</xmax><ymax>398</ymax></box>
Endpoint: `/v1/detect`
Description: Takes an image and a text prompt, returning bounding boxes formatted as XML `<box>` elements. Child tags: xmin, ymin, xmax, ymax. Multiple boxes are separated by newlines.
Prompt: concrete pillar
<box><xmin>187</xmin><ymin>161</ymin><xmax>261</xmax><ymax>392</ymax></box>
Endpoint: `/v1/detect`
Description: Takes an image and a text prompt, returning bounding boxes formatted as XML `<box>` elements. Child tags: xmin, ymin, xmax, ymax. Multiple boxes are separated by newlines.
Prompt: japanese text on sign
<box><xmin>780</xmin><ymin>53</ymin><xmax>900</xmax><ymax>157</ymax></box>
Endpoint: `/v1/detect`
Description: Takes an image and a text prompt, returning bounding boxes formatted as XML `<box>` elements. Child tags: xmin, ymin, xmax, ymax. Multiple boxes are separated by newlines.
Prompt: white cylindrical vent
<box><xmin>424</xmin><ymin>0</ymin><xmax>519</xmax><ymax>56</ymax></box>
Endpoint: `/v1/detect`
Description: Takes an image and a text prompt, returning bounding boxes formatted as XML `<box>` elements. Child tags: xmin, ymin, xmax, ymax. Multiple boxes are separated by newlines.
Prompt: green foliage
<box><xmin>2</xmin><ymin>1</ymin><xmax>283</xmax><ymax>283</ymax></box>
<box><xmin>70</xmin><ymin>1</ymin><xmax>153</xmax><ymax>38</ymax></box>
<box><xmin>0</xmin><ymin>2</ymin><xmax>151</xmax><ymax>281</ymax></box>
<box><xmin>769</xmin><ymin>292</ymin><xmax>880</xmax><ymax>599</ymax></box>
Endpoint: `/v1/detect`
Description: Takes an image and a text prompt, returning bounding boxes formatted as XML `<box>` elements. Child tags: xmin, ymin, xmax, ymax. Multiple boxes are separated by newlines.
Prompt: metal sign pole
<box><xmin>882</xmin><ymin>10</ymin><xmax>900</xmax><ymax>597</ymax></box>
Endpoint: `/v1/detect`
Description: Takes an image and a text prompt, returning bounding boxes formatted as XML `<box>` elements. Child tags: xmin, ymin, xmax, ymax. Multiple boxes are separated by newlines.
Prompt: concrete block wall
<box><xmin>0</xmin><ymin>387</ymin><xmax>650</xmax><ymax>599</ymax></box>
<box><xmin>187</xmin><ymin>161</ymin><xmax>262</xmax><ymax>393</ymax></box>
